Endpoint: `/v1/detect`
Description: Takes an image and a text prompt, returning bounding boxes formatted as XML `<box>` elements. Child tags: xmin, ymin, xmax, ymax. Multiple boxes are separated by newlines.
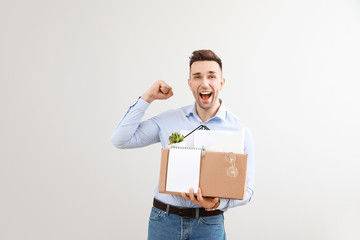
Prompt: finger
<box><xmin>160</xmin><ymin>85</ymin><xmax>171</xmax><ymax>94</ymax></box>
<box><xmin>181</xmin><ymin>192</ymin><xmax>190</xmax><ymax>200</ymax></box>
<box><xmin>189</xmin><ymin>188</ymin><xmax>196</xmax><ymax>201</ymax></box>
<box><xmin>168</xmin><ymin>89</ymin><xmax>174</xmax><ymax>97</ymax></box>
<box><xmin>160</xmin><ymin>86</ymin><xmax>168</xmax><ymax>94</ymax></box>
<box><xmin>164</xmin><ymin>88</ymin><xmax>174</xmax><ymax>99</ymax></box>
<box><xmin>213</xmin><ymin>197</ymin><xmax>219</xmax><ymax>204</ymax></box>
<box><xmin>197</xmin><ymin>188</ymin><xmax>204</xmax><ymax>201</ymax></box>
<box><xmin>157</xmin><ymin>87</ymin><xmax>173</xmax><ymax>100</ymax></box>
<box><xmin>181</xmin><ymin>193</ymin><xmax>191</xmax><ymax>201</ymax></box>
<box><xmin>197</xmin><ymin>188</ymin><xmax>213</xmax><ymax>206</ymax></box>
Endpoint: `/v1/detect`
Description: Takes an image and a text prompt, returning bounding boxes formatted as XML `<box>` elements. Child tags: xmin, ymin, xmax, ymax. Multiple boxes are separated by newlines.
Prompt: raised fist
<box><xmin>141</xmin><ymin>80</ymin><xmax>173</xmax><ymax>103</ymax></box>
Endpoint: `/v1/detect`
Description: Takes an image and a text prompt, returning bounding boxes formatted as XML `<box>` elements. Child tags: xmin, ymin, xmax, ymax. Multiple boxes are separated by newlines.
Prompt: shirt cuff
<box><xmin>217</xmin><ymin>198</ymin><xmax>228</xmax><ymax>211</ymax></box>
<box><xmin>131</xmin><ymin>97</ymin><xmax>150</xmax><ymax>111</ymax></box>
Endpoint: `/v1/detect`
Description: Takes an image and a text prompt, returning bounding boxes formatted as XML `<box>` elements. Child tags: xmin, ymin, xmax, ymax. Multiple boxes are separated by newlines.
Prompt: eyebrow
<box><xmin>191</xmin><ymin>71</ymin><xmax>217</xmax><ymax>76</ymax></box>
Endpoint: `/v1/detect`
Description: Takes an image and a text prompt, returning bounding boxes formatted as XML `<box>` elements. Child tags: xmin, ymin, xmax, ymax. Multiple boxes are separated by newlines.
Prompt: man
<box><xmin>111</xmin><ymin>50</ymin><xmax>255</xmax><ymax>240</ymax></box>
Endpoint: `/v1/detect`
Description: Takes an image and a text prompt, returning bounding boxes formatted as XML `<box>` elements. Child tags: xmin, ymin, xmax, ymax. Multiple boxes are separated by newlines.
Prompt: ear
<box><xmin>220</xmin><ymin>77</ymin><xmax>225</xmax><ymax>90</ymax></box>
<box><xmin>188</xmin><ymin>78</ymin><xmax>191</xmax><ymax>89</ymax></box>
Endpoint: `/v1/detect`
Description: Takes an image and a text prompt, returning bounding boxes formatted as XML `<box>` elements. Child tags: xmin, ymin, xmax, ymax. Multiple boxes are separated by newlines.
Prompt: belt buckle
<box><xmin>178</xmin><ymin>208</ymin><xmax>192</xmax><ymax>218</ymax></box>
<box><xmin>178</xmin><ymin>209</ymin><xmax>184</xmax><ymax>217</ymax></box>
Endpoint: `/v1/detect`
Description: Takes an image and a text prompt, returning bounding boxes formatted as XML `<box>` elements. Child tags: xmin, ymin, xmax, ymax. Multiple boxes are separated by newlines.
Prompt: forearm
<box><xmin>217</xmin><ymin>187</ymin><xmax>254</xmax><ymax>211</ymax></box>
<box><xmin>110</xmin><ymin>98</ymin><xmax>159</xmax><ymax>149</ymax></box>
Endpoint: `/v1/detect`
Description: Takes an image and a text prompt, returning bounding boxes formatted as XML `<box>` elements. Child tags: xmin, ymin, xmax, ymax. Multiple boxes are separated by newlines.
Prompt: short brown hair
<box><xmin>189</xmin><ymin>49</ymin><xmax>222</xmax><ymax>70</ymax></box>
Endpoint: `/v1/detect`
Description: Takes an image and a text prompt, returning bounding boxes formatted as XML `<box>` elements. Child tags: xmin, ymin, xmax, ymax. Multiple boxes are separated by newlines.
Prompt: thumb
<box><xmin>160</xmin><ymin>85</ymin><xmax>171</xmax><ymax>94</ymax></box>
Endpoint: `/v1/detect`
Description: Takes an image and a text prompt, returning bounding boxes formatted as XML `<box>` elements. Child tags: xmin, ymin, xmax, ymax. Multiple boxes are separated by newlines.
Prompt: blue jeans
<box><xmin>148</xmin><ymin>206</ymin><xmax>226</xmax><ymax>240</ymax></box>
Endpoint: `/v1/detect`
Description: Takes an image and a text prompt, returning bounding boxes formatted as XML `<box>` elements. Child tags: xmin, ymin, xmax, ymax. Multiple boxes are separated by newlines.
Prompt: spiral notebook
<box><xmin>165</xmin><ymin>147</ymin><xmax>202</xmax><ymax>194</ymax></box>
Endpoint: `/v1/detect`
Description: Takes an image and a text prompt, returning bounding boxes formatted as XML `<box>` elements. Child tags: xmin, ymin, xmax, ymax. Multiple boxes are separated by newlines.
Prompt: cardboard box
<box><xmin>159</xmin><ymin>148</ymin><xmax>248</xmax><ymax>199</ymax></box>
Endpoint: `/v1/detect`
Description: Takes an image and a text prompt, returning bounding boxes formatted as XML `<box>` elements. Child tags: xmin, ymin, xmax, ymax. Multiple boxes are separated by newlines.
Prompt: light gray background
<box><xmin>1</xmin><ymin>0</ymin><xmax>360</xmax><ymax>239</ymax></box>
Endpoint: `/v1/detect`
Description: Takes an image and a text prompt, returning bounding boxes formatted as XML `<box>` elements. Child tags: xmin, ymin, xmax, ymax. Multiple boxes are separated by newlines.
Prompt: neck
<box><xmin>196</xmin><ymin>99</ymin><xmax>221</xmax><ymax>123</ymax></box>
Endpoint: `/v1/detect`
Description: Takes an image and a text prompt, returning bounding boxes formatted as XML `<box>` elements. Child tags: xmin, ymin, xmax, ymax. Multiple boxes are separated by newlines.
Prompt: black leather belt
<box><xmin>153</xmin><ymin>198</ymin><xmax>223</xmax><ymax>218</ymax></box>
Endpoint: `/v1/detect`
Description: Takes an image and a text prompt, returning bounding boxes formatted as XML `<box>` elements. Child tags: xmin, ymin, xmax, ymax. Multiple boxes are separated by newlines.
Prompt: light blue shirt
<box><xmin>111</xmin><ymin>98</ymin><xmax>255</xmax><ymax>211</ymax></box>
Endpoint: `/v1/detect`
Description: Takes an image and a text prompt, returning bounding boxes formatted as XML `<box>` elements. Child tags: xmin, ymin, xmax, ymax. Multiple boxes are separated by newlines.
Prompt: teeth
<box><xmin>200</xmin><ymin>91</ymin><xmax>211</xmax><ymax>95</ymax></box>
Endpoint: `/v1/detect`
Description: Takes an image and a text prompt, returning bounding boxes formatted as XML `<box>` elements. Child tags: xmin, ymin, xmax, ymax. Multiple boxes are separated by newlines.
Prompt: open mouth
<box><xmin>199</xmin><ymin>91</ymin><xmax>212</xmax><ymax>101</ymax></box>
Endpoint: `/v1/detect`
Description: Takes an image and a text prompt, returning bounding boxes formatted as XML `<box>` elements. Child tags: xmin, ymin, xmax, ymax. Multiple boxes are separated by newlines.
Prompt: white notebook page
<box><xmin>166</xmin><ymin>148</ymin><xmax>201</xmax><ymax>194</ymax></box>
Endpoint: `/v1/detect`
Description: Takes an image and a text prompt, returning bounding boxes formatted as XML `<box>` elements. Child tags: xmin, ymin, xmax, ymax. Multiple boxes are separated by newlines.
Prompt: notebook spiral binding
<box><xmin>169</xmin><ymin>145</ymin><xmax>206</xmax><ymax>158</ymax></box>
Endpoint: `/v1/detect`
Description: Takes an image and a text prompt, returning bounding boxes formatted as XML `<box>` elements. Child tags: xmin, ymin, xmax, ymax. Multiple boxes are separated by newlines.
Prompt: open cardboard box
<box><xmin>159</xmin><ymin>148</ymin><xmax>248</xmax><ymax>199</ymax></box>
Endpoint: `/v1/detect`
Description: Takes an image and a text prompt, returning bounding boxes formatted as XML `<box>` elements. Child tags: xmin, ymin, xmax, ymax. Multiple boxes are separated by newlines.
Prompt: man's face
<box><xmin>188</xmin><ymin>61</ymin><xmax>225</xmax><ymax>111</ymax></box>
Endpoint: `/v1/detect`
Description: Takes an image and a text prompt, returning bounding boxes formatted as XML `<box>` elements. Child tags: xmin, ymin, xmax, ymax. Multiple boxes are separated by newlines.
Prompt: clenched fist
<box><xmin>141</xmin><ymin>80</ymin><xmax>173</xmax><ymax>103</ymax></box>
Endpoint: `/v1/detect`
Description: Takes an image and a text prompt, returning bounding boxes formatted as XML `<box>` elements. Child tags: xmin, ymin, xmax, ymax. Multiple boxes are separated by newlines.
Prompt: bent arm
<box><xmin>110</xmin><ymin>98</ymin><xmax>160</xmax><ymax>149</ymax></box>
<box><xmin>217</xmin><ymin>187</ymin><xmax>254</xmax><ymax>211</ymax></box>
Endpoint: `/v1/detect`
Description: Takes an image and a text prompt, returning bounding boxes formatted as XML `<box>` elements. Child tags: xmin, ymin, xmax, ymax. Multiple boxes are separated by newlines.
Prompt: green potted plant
<box><xmin>167</xmin><ymin>132</ymin><xmax>185</xmax><ymax>147</ymax></box>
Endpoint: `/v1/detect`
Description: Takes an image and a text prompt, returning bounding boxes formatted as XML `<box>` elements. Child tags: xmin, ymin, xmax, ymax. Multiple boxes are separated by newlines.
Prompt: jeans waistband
<box><xmin>153</xmin><ymin>198</ymin><xmax>223</xmax><ymax>218</ymax></box>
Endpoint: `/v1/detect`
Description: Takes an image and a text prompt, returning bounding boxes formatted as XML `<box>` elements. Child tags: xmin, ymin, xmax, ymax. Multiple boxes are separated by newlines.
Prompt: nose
<box><xmin>200</xmin><ymin>77</ymin><xmax>211</xmax><ymax>87</ymax></box>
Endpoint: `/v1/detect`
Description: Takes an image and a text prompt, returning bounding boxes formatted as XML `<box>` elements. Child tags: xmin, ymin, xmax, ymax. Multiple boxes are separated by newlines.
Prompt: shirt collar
<box><xmin>185</xmin><ymin>99</ymin><xmax>227</xmax><ymax>121</ymax></box>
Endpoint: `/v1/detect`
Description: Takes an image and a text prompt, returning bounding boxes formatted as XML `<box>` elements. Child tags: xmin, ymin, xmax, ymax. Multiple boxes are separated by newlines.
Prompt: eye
<box><xmin>209</xmin><ymin>75</ymin><xmax>216</xmax><ymax>79</ymax></box>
